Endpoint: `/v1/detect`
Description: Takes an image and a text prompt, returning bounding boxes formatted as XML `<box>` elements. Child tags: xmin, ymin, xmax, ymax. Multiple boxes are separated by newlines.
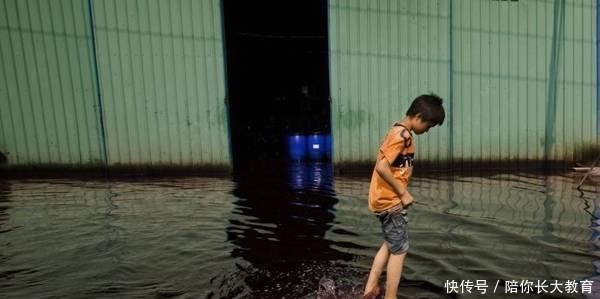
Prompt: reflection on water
<box><xmin>224</xmin><ymin>162</ymin><xmax>359</xmax><ymax>299</ymax></box>
<box><xmin>0</xmin><ymin>181</ymin><xmax>12</xmax><ymax>287</ymax></box>
<box><xmin>585</xmin><ymin>185</ymin><xmax>600</xmax><ymax>298</ymax></box>
<box><xmin>229</xmin><ymin>162</ymin><xmax>348</xmax><ymax>265</ymax></box>
<box><xmin>0</xmin><ymin>169</ymin><xmax>596</xmax><ymax>299</ymax></box>
<box><xmin>0</xmin><ymin>180</ymin><xmax>10</xmax><ymax>232</ymax></box>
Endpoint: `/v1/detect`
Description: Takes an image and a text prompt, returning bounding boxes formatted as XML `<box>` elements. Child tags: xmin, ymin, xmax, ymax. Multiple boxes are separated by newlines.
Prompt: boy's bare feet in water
<box><xmin>362</xmin><ymin>285</ymin><xmax>382</xmax><ymax>299</ymax></box>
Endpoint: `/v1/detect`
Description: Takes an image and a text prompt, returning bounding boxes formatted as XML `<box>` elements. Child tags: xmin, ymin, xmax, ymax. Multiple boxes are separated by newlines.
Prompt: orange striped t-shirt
<box><xmin>368</xmin><ymin>123</ymin><xmax>415</xmax><ymax>212</ymax></box>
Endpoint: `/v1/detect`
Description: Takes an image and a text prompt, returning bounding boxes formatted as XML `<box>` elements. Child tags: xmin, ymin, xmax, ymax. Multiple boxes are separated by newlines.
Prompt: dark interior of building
<box><xmin>222</xmin><ymin>0</ymin><xmax>330</xmax><ymax>167</ymax></box>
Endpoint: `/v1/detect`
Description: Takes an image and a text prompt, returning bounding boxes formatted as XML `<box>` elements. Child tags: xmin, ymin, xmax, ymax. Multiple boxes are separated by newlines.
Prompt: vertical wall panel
<box><xmin>329</xmin><ymin>0</ymin><xmax>597</xmax><ymax>166</ymax></box>
<box><xmin>92</xmin><ymin>0</ymin><xmax>230</xmax><ymax>167</ymax></box>
<box><xmin>557</xmin><ymin>0</ymin><xmax>597</xmax><ymax>161</ymax></box>
<box><xmin>453</xmin><ymin>0</ymin><xmax>596</xmax><ymax>164</ymax></box>
<box><xmin>0</xmin><ymin>0</ymin><xmax>103</xmax><ymax>166</ymax></box>
<box><xmin>329</xmin><ymin>0</ymin><xmax>451</xmax><ymax>165</ymax></box>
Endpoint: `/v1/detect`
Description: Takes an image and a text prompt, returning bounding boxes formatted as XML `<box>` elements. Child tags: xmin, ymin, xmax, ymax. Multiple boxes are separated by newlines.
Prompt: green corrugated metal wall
<box><xmin>329</xmin><ymin>0</ymin><xmax>598</xmax><ymax>166</ymax></box>
<box><xmin>453</xmin><ymin>0</ymin><xmax>597</xmax><ymax>164</ymax></box>
<box><xmin>93</xmin><ymin>0</ymin><xmax>229</xmax><ymax>167</ymax></box>
<box><xmin>0</xmin><ymin>0</ymin><xmax>230</xmax><ymax>168</ymax></box>
<box><xmin>0</xmin><ymin>0</ymin><xmax>103</xmax><ymax>166</ymax></box>
<box><xmin>2</xmin><ymin>0</ymin><xmax>598</xmax><ymax>169</ymax></box>
<box><xmin>329</xmin><ymin>0</ymin><xmax>451</xmax><ymax>165</ymax></box>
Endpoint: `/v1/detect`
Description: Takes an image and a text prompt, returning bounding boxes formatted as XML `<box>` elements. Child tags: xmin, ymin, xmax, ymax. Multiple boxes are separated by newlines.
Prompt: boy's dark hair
<box><xmin>406</xmin><ymin>93</ymin><xmax>445</xmax><ymax>126</ymax></box>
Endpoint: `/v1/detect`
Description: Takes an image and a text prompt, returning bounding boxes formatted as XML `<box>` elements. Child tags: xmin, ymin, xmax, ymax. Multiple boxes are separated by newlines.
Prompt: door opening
<box><xmin>223</xmin><ymin>0</ymin><xmax>331</xmax><ymax>169</ymax></box>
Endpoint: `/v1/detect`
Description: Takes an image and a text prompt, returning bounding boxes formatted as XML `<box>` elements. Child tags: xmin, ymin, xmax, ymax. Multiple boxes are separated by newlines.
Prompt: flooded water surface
<box><xmin>0</xmin><ymin>163</ymin><xmax>597</xmax><ymax>298</ymax></box>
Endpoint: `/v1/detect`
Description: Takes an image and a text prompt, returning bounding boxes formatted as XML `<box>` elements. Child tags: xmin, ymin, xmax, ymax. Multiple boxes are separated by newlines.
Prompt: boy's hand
<box><xmin>400</xmin><ymin>191</ymin><xmax>414</xmax><ymax>207</ymax></box>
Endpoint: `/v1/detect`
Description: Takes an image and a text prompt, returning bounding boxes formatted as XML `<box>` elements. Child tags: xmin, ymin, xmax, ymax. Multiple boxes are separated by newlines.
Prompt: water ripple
<box><xmin>0</xmin><ymin>167</ymin><xmax>596</xmax><ymax>298</ymax></box>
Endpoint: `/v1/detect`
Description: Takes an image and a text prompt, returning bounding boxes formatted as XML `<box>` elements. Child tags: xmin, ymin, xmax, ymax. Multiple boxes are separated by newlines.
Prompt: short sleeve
<box><xmin>379</xmin><ymin>129</ymin><xmax>409</xmax><ymax>164</ymax></box>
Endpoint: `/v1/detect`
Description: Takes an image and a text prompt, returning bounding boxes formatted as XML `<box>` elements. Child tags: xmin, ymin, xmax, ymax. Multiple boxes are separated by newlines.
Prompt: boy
<box><xmin>363</xmin><ymin>94</ymin><xmax>445</xmax><ymax>299</ymax></box>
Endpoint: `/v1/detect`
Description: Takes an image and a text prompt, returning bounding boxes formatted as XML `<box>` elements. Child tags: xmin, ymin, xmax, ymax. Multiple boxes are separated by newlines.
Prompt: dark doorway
<box><xmin>222</xmin><ymin>0</ymin><xmax>330</xmax><ymax>168</ymax></box>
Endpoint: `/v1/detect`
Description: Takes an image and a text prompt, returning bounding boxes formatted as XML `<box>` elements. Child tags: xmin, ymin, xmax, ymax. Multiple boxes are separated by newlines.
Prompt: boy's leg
<box><xmin>384</xmin><ymin>251</ymin><xmax>407</xmax><ymax>299</ymax></box>
<box><xmin>363</xmin><ymin>242</ymin><xmax>390</xmax><ymax>295</ymax></box>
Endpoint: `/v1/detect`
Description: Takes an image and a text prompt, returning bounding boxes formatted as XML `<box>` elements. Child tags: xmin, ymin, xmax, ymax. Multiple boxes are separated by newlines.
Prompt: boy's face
<box><xmin>413</xmin><ymin>116</ymin><xmax>435</xmax><ymax>135</ymax></box>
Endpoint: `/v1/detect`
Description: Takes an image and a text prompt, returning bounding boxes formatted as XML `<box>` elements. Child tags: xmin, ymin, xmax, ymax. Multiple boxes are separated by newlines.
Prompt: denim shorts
<box><xmin>375</xmin><ymin>206</ymin><xmax>409</xmax><ymax>254</ymax></box>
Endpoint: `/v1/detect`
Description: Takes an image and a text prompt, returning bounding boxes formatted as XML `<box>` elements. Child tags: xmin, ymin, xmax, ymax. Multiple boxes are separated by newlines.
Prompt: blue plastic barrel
<box><xmin>287</xmin><ymin>134</ymin><xmax>307</xmax><ymax>161</ymax></box>
<box><xmin>306</xmin><ymin>133</ymin><xmax>325</xmax><ymax>161</ymax></box>
<box><xmin>323</xmin><ymin>134</ymin><xmax>332</xmax><ymax>160</ymax></box>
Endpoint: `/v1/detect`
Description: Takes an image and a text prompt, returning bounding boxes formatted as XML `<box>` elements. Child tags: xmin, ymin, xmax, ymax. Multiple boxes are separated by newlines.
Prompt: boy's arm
<box><xmin>375</xmin><ymin>157</ymin><xmax>413</xmax><ymax>207</ymax></box>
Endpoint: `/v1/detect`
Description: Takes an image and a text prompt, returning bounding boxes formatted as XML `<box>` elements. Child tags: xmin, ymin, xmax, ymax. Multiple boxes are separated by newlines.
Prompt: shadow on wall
<box><xmin>0</xmin><ymin>152</ymin><xmax>6</xmax><ymax>166</ymax></box>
